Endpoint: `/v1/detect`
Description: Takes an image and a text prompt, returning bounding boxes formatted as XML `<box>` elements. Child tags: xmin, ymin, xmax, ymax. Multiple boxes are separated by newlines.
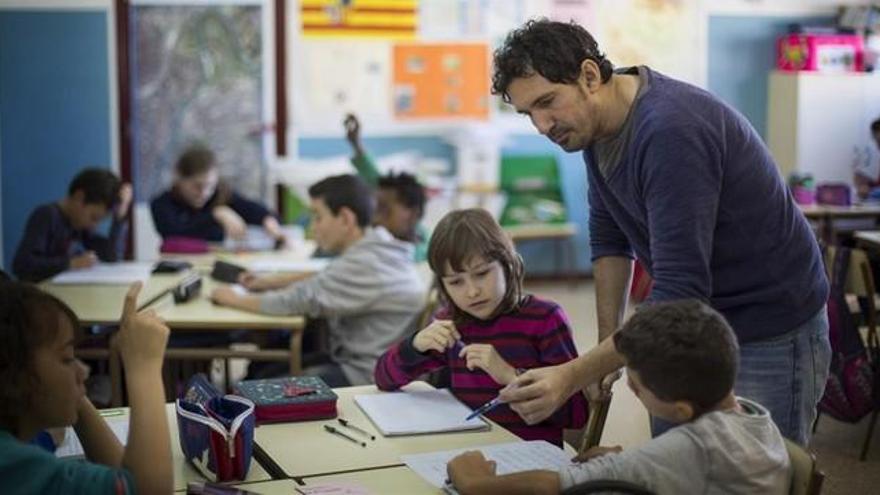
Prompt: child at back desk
<box><xmin>0</xmin><ymin>282</ymin><xmax>172</xmax><ymax>494</ymax></box>
<box><xmin>374</xmin><ymin>208</ymin><xmax>587</xmax><ymax>446</ymax></box>
<box><xmin>12</xmin><ymin>168</ymin><xmax>132</xmax><ymax>282</ymax></box>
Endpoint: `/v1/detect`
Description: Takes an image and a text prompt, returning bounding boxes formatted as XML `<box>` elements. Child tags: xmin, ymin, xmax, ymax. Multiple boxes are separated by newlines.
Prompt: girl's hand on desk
<box><xmin>460</xmin><ymin>343</ymin><xmax>517</xmax><ymax>385</ymax></box>
<box><xmin>413</xmin><ymin>319</ymin><xmax>461</xmax><ymax>354</ymax></box>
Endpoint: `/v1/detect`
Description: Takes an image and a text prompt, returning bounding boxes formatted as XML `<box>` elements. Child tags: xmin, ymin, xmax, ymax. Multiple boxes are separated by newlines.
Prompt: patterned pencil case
<box><xmin>176</xmin><ymin>374</ymin><xmax>256</xmax><ymax>482</ymax></box>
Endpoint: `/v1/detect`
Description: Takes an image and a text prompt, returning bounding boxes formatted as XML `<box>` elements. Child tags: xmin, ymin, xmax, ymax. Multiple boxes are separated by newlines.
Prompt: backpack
<box><xmin>819</xmin><ymin>247</ymin><xmax>879</xmax><ymax>423</ymax></box>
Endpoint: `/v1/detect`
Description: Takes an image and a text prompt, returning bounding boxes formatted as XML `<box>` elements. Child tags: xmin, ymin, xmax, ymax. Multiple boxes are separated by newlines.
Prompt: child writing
<box><xmin>446</xmin><ymin>300</ymin><xmax>791</xmax><ymax>495</ymax></box>
<box><xmin>0</xmin><ymin>281</ymin><xmax>172</xmax><ymax>494</ymax></box>
<box><xmin>12</xmin><ymin>168</ymin><xmax>132</xmax><ymax>282</ymax></box>
<box><xmin>374</xmin><ymin>208</ymin><xmax>587</xmax><ymax>446</ymax></box>
<box><xmin>150</xmin><ymin>145</ymin><xmax>285</xmax><ymax>244</ymax></box>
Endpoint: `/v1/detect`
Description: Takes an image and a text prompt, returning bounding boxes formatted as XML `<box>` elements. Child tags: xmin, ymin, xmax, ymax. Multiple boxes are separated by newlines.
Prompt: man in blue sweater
<box><xmin>494</xmin><ymin>20</ymin><xmax>830</xmax><ymax>445</ymax></box>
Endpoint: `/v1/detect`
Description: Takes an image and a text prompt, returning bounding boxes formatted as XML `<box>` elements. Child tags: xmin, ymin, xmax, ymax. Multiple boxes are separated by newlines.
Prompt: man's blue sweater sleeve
<box><xmin>588</xmin><ymin>163</ymin><xmax>634</xmax><ymax>261</ymax></box>
<box><xmin>642</xmin><ymin>125</ymin><xmax>722</xmax><ymax>303</ymax></box>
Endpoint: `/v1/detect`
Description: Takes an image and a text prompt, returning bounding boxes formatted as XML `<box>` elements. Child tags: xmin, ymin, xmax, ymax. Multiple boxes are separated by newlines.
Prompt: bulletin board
<box><xmin>289</xmin><ymin>0</ymin><xmax>701</xmax><ymax>135</ymax></box>
<box><xmin>392</xmin><ymin>43</ymin><xmax>489</xmax><ymax>120</ymax></box>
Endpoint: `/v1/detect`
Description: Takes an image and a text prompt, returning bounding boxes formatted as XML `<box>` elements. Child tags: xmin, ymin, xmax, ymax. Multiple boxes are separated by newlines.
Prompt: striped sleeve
<box><xmin>538</xmin><ymin>305</ymin><xmax>589</xmax><ymax>430</ymax></box>
<box><xmin>374</xmin><ymin>333</ymin><xmax>446</xmax><ymax>391</ymax></box>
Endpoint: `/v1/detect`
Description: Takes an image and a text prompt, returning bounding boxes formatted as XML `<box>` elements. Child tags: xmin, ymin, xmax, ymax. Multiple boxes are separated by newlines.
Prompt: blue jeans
<box><xmin>651</xmin><ymin>307</ymin><xmax>831</xmax><ymax>445</ymax></box>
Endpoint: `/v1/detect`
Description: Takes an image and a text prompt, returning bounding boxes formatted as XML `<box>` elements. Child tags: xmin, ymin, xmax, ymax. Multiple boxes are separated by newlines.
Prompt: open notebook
<box><xmin>354</xmin><ymin>389</ymin><xmax>488</xmax><ymax>436</ymax></box>
<box><xmin>402</xmin><ymin>440</ymin><xmax>572</xmax><ymax>491</ymax></box>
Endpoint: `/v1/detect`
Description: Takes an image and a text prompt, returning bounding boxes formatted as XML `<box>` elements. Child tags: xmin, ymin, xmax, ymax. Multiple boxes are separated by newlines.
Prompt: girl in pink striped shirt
<box><xmin>374</xmin><ymin>208</ymin><xmax>587</xmax><ymax>445</ymax></box>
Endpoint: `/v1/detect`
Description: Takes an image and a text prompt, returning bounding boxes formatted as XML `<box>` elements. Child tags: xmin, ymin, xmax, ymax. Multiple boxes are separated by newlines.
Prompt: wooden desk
<box><xmin>254</xmin><ymin>382</ymin><xmax>521</xmax><ymax>480</ymax></box>
<box><xmin>40</xmin><ymin>272</ymin><xmax>186</xmax><ymax>325</ymax></box>
<box><xmin>162</xmin><ymin>240</ymin><xmax>318</xmax><ymax>274</ymax></box>
<box><xmin>177</xmin><ymin>480</ymin><xmax>299</xmax><ymax>494</ymax></box>
<box><xmin>504</xmin><ymin>222</ymin><xmax>577</xmax><ymax>276</ymax></box>
<box><xmin>800</xmin><ymin>204</ymin><xmax>880</xmax><ymax>243</ymax></box>
<box><xmin>855</xmin><ymin>230</ymin><xmax>880</xmax><ymax>250</ymax></box>
<box><xmin>301</xmin><ymin>466</ymin><xmax>435</xmax><ymax>494</ymax></box>
<box><xmin>96</xmin><ymin>404</ymin><xmax>272</xmax><ymax>492</ymax></box>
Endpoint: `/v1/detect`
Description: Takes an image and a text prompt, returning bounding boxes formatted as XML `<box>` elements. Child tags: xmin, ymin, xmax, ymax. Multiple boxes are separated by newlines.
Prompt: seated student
<box><xmin>446</xmin><ymin>300</ymin><xmax>791</xmax><ymax>495</ymax></box>
<box><xmin>151</xmin><ymin>145</ymin><xmax>286</xmax><ymax>244</ymax></box>
<box><xmin>344</xmin><ymin>114</ymin><xmax>429</xmax><ymax>261</ymax></box>
<box><xmin>13</xmin><ymin>168</ymin><xmax>132</xmax><ymax>282</ymax></box>
<box><xmin>0</xmin><ymin>281</ymin><xmax>172</xmax><ymax>494</ymax></box>
<box><xmin>374</xmin><ymin>208</ymin><xmax>587</xmax><ymax>447</ymax></box>
<box><xmin>854</xmin><ymin>117</ymin><xmax>880</xmax><ymax>201</ymax></box>
<box><xmin>210</xmin><ymin>174</ymin><xmax>426</xmax><ymax>387</ymax></box>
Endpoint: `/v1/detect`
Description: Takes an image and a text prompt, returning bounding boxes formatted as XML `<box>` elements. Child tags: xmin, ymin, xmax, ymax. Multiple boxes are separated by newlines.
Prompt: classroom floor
<box><xmin>525</xmin><ymin>279</ymin><xmax>880</xmax><ymax>495</ymax></box>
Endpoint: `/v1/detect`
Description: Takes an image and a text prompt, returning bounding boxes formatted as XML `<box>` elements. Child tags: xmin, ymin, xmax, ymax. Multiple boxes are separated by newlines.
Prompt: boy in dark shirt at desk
<box><xmin>150</xmin><ymin>145</ymin><xmax>285</xmax><ymax>244</ymax></box>
<box><xmin>12</xmin><ymin>168</ymin><xmax>132</xmax><ymax>282</ymax></box>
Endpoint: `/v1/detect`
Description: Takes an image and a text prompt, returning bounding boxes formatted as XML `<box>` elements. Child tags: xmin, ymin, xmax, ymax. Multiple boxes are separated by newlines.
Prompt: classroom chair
<box><xmin>785</xmin><ymin>438</ymin><xmax>825</xmax><ymax>495</ymax></box>
<box><xmin>820</xmin><ymin>246</ymin><xmax>880</xmax><ymax>461</ymax></box>
<box><xmin>564</xmin><ymin>386</ymin><xmax>614</xmax><ymax>453</ymax></box>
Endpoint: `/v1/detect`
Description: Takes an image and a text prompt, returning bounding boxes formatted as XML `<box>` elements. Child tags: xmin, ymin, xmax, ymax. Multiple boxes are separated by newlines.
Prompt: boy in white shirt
<box><xmin>447</xmin><ymin>300</ymin><xmax>791</xmax><ymax>495</ymax></box>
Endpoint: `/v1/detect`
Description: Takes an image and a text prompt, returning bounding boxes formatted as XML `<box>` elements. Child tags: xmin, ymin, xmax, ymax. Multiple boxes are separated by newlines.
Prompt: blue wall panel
<box><xmin>0</xmin><ymin>10</ymin><xmax>111</xmax><ymax>271</ymax></box>
<box><xmin>707</xmin><ymin>15</ymin><xmax>834</xmax><ymax>138</ymax></box>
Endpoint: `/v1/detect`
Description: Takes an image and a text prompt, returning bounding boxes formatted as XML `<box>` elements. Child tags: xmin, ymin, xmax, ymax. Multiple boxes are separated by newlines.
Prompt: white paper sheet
<box><xmin>402</xmin><ymin>440</ymin><xmax>571</xmax><ymax>489</ymax></box>
<box><xmin>50</xmin><ymin>262</ymin><xmax>153</xmax><ymax>285</ymax></box>
<box><xmin>55</xmin><ymin>413</ymin><xmax>129</xmax><ymax>458</ymax></box>
<box><xmin>246</xmin><ymin>258</ymin><xmax>329</xmax><ymax>273</ymax></box>
<box><xmin>354</xmin><ymin>389</ymin><xmax>488</xmax><ymax>436</ymax></box>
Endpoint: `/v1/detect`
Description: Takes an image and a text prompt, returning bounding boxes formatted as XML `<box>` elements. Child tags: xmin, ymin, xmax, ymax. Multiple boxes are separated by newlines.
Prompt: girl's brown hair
<box><xmin>174</xmin><ymin>145</ymin><xmax>231</xmax><ymax>206</ymax></box>
<box><xmin>427</xmin><ymin>208</ymin><xmax>524</xmax><ymax>327</ymax></box>
<box><xmin>0</xmin><ymin>282</ymin><xmax>81</xmax><ymax>436</ymax></box>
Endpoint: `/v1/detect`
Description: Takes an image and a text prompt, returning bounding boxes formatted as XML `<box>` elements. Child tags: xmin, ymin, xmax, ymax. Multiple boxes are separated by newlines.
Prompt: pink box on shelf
<box><xmin>777</xmin><ymin>34</ymin><xmax>864</xmax><ymax>72</ymax></box>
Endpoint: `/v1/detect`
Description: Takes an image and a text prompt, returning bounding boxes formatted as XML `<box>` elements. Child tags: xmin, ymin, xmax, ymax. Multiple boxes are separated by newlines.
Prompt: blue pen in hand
<box><xmin>465</xmin><ymin>396</ymin><xmax>503</xmax><ymax>421</ymax></box>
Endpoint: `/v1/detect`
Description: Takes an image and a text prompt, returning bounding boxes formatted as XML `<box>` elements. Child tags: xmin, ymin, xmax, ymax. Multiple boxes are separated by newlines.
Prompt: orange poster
<box><xmin>300</xmin><ymin>0</ymin><xmax>417</xmax><ymax>39</ymax></box>
<box><xmin>392</xmin><ymin>43</ymin><xmax>490</xmax><ymax>120</ymax></box>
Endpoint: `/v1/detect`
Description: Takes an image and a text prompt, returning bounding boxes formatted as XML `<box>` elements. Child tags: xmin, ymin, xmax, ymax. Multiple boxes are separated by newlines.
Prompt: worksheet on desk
<box><xmin>55</xmin><ymin>415</ymin><xmax>129</xmax><ymax>458</ymax></box>
<box><xmin>401</xmin><ymin>440</ymin><xmax>572</xmax><ymax>488</ymax></box>
<box><xmin>51</xmin><ymin>262</ymin><xmax>153</xmax><ymax>285</ymax></box>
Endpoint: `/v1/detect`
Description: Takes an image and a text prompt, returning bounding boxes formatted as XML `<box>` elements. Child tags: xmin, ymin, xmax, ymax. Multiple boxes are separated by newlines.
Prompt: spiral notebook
<box><xmin>354</xmin><ymin>389</ymin><xmax>488</xmax><ymax>436</ymax></box>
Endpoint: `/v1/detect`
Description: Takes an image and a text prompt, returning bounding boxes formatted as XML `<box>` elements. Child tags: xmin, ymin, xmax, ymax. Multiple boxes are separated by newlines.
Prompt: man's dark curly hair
<box><xmin>0</xmin><ymin>281</ymin><xmax>81</xmax><ymax>436</ymax></box>
<box><xmin>377</xmin><ymin>172</ymin><xmax>426</xmax><ymax>218</ymax></box>
<box><xmin>492</xmin><ymin>19</ymin><xmax>614</xmax><ymax>102</ymax></box>
<box><xmin>614</xmin><ymin>300</ymin><xmax>739</xmax><ymax>415</ymax></box>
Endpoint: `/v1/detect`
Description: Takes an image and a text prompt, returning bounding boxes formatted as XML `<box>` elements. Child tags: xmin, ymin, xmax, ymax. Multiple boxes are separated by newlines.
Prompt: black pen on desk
<box><xmin>323</xmin><ymin>424</ymin><xmax>366</xmax><ymax>447</ymax></box>
<box><xmin>337</xmin><ymin>418</ymin><xmax>376</xmax><ymax>440</ymax></box>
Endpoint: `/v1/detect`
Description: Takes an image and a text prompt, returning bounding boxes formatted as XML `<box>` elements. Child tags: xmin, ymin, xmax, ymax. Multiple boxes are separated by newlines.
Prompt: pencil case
<box><xmin>160</xmin><ymin>236</ymin><xmax>210</xmax><ymax>254</ymax></box>
<box><xmin>176</xmin><ymin>374</ymin><xmax>256</xmax><ymax>482</ymax></box>
<box><xmin>234</xmin><ymin>375</ymin><xmax>338</xmax><ymax>424</ymax></box>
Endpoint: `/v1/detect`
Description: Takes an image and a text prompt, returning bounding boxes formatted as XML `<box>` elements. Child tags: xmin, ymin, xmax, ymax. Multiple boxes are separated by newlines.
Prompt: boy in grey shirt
<box><xmin>447</xmin><ymin>300</ymin><xmax>791</xmax><ymax>494</ymax></box>
<box><xmin>211</xmin><ymin>174</ymin><xmax>425</xmax><ymax>386</ymax></box>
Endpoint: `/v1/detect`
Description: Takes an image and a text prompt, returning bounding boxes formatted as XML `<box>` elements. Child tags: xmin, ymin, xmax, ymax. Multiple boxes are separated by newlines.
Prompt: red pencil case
<box><xmin>233</xmin><ymin>375</ymin><xmax>338</xmax><ymax>424</ymax></box>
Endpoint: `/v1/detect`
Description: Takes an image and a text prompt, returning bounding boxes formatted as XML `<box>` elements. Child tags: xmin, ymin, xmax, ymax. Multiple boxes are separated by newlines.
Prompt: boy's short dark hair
<box><xmin>614</xmin><ymin>300</ymin><xmax>739</xmax><ymax>413</ymax></box>
<box><xmin>308</xmin><ymin>174</ymin><xmax>373</xmax><ymax>228</ymax></box>
<box><xmin>492</xmin><ymin>19</ymin><xmax>614</xmax><ymax>103</ymax></box>
<box><xmin>68</xmin><ymin>168</ymin><xmax>121</xmax><ymax>209</ymax></box>
<box><xmin>0</xmin><ymin>282</ymin><xmax>81</xmax><ymax>435</ymax></box>
<box><xmin>871</xmin><ymin>118</ymin><xmax>880</xmax><ymax>134</ymax></box>
<box><xmin>377</xmin><ymin>172</ymin><xmax>426</xmax><ymax>218</ymax></box>
<box><xmin>175</xmin><ymin>145</ymin><xmax>217</xmax><ymax>178</ymax></box>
